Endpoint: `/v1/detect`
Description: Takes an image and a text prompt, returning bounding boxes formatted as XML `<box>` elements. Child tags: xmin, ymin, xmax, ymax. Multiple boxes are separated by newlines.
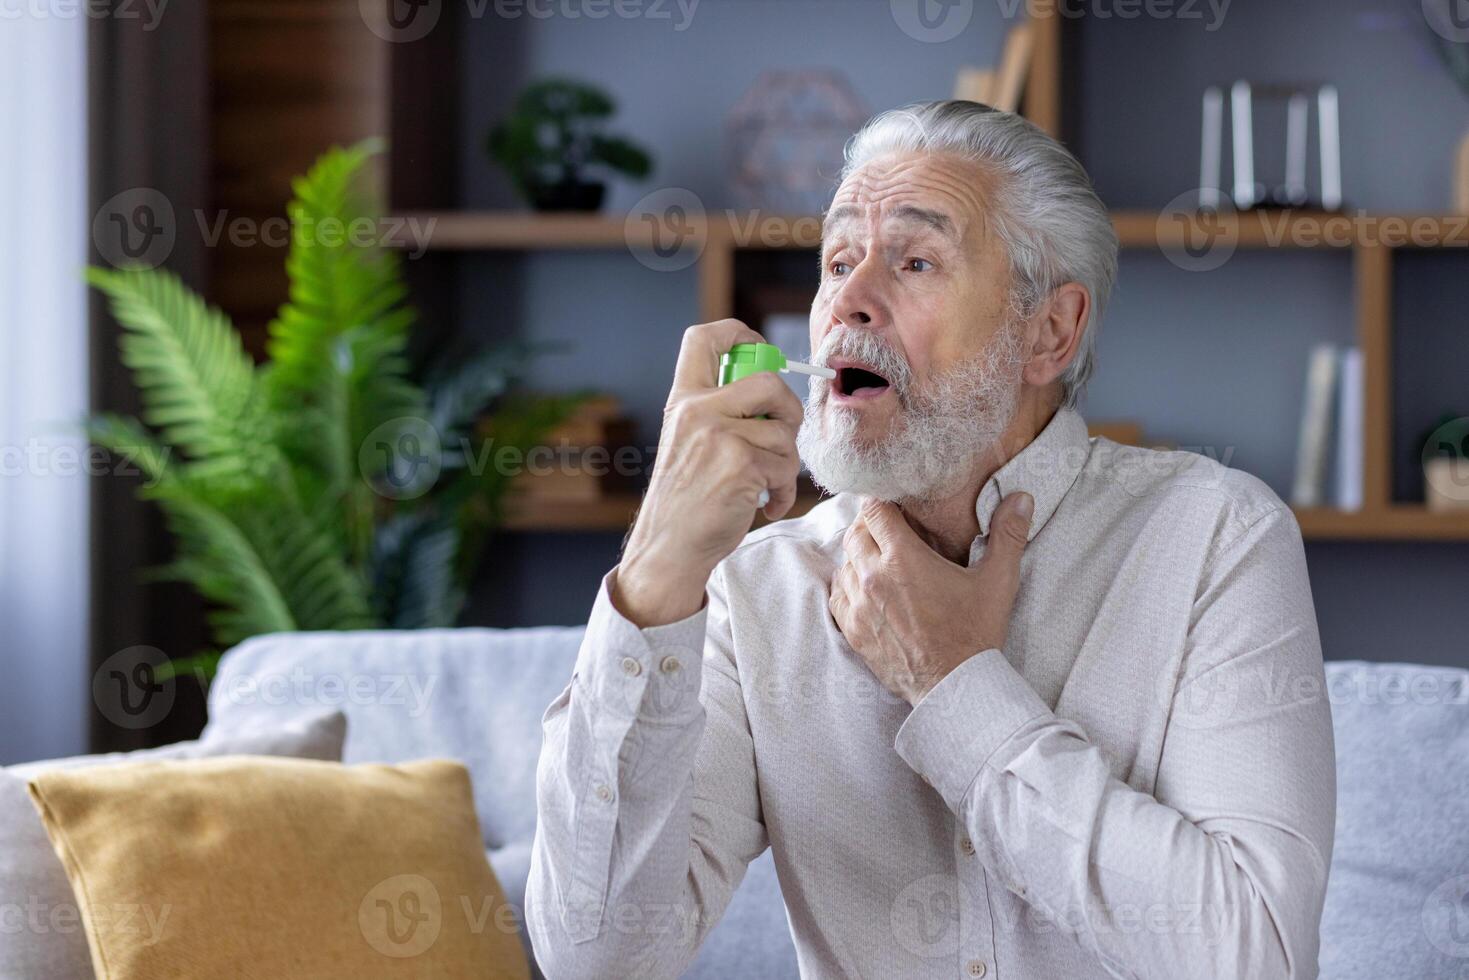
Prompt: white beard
<box><xmin>796</xmin><ymin>322</ymin><xmax>1029</xmax><ymax>503</ymax></box>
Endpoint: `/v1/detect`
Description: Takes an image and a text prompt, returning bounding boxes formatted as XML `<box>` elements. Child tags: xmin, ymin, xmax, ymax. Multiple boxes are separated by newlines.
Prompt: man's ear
<box><xmin>1021</xmin><ymin>282</ymin><xmax>1090</xmax><ymax>388</ymax></box>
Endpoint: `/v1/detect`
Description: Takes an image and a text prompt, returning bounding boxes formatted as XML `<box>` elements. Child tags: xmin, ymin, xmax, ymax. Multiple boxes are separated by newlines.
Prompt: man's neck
<box><xmin>897</xmin><ymin>390</ymin><xmax>1061</xmax><ymax>564</ymax></box>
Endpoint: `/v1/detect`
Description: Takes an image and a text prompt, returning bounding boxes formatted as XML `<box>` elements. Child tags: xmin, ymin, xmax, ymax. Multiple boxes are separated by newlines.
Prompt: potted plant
<box><xmin>88</xmin><ymin>141</ymin><xmax>582</xmax><ymax>678</ymax></box>
<box><xmin>487</xmin><ymin>78</ymin><xmax>653</xmax><ymax>211</ymax></box>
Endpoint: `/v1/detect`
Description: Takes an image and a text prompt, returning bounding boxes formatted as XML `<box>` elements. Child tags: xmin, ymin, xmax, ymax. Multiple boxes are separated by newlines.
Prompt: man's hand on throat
<box><xmin>829</xmin><ymin>492</ymin><xmax>1034</xmax><ymax>706</ymax></box>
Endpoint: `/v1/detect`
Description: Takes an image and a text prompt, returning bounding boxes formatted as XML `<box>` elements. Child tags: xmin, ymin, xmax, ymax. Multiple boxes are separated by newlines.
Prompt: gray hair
<box><xmin>841</xmin><ymin>101</ymin><xmax>1117</xmax><ymax>408</ymax></box>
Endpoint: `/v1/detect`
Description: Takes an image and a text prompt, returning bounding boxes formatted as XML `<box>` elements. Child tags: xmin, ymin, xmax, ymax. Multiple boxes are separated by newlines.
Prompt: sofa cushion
<box><xmin>28</xmin><ymin>756</ymin><xmax>527</xmax><ymax>979</ymax></box>
<box><xmin>1319</xmin><ymin>660</ymin><xmax>1469</xmax><ymax>979</ymax></box>
<box><xmin>0</xmin><ymin>711</ymin><xmax>345</xmax><ymax>980</ymax></box>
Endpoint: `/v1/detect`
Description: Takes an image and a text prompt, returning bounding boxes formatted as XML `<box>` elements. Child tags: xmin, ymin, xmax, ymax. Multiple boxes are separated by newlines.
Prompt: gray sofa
<box><xmin>204</xmin><ymin>629</ymin><xmax>1469</xmax><ymax>979</ymax></box>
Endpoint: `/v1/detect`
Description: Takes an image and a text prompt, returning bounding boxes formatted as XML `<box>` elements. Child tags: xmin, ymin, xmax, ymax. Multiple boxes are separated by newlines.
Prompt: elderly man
<box><xmin>527</xmin><ymin>101</ymin><xmax>1335</xmax><ymax>979</ymax></box>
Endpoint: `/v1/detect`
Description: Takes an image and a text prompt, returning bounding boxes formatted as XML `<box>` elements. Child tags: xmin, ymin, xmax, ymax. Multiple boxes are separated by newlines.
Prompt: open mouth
<box><xmin>832</xmin><ymin>363</ymin><xmax>892</xmax><ymax>399</ymax></box>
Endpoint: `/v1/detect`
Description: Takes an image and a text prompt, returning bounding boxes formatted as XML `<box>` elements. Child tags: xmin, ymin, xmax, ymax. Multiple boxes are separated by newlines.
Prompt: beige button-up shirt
<box><xmin>527</xmin><ymin>406</ymin><xmax>1336</xmax><ymax>979</ymax></box>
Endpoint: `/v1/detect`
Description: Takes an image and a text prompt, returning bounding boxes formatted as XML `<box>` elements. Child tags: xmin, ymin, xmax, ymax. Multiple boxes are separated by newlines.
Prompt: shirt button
<box><xmin>960</xmin><ymin>836</ymin><xmax>975</xmax><ymax>856</ymax></box>
<box><xmin>620</xmin><ymin>656</ymin><xmax>642</xmax><ymax>677</ymax></box>
<box><xmin>595</xmin><ymin>783</ymin><xmax>614</xmax><ymax>803</ymax></box>
<box><xmin>966</xmin><ymin>960</ymin><xmax>987</xmax><ymax>978</ymax></box>
<box><xmin>659</xmin><ymin>655</ymin><xmax>682</xmax><ymax>674</ymax></box>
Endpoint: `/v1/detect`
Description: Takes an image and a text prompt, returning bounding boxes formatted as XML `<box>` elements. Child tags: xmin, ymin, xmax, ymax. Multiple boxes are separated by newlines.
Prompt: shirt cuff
<box><xmin>893</xmin><ymin>649</ymin><xmax>1051</xmax><ymax>812</ymax></box>
<box><xmin>576</xmin><ymin>569</ymin><xmax>708</xmax><ymax>720</ymax></box>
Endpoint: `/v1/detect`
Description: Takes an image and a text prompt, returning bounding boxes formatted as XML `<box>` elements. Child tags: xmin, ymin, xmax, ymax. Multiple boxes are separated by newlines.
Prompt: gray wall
<box><xmin>452</xmin><ymin>0</ymin><xmax>1469</xmax><ymax>667</ymax></box>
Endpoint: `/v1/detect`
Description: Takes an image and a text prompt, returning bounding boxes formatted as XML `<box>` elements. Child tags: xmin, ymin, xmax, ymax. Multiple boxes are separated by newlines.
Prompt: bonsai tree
<box><xmin>488</xmin><ymin>78</ymin><xmax>653</xmax><ymax>211</ymax></box>
<box><xmin>88</xmin><ymin>140</ymin><xmax>580</xmax><ymax>678</ymax></box>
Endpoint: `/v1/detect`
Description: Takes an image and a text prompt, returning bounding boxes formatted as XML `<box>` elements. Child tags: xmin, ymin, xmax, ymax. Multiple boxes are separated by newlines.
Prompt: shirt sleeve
<box><xmin>893</xmin><ymin>506</ymin><xmax>1337</xmax><ymax>979</ymax></box>
<box><xmin>526</xmin><ymin>563</ymin><xmax>768</xmax><ymax>979</ymax></box>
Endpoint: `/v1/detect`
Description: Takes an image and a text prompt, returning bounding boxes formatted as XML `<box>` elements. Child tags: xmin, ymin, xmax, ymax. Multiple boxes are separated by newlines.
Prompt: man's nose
<box><xmin>832</xmin><ymin>262</ymin><xmax>887</xmax><ymax>330</ymax></box>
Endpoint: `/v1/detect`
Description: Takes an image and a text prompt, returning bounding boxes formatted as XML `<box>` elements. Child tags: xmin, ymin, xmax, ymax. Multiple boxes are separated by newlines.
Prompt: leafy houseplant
<box><xmin>487</xmin><ymin>78</ymin><xmax>653</xmax><ymax>211</ymax></box>
<box><xmin>89</xmin><ymin>141</ymin><xmax>579</xmax><ymax>678</ymax></box>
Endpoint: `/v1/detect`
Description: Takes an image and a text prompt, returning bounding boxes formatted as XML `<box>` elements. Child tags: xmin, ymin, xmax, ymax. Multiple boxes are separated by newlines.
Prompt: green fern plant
<box><xmin>89</xmin><ymin>141</ymin><xmax>580</xmax><ymax>678</ymax></box>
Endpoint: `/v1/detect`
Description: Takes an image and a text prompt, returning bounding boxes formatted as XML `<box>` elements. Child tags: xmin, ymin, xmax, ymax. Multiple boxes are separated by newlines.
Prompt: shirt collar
<box><xmin>973</xmin><ymin>406</ymin><xmax>1092</xmax><ymax>542</ymax></box>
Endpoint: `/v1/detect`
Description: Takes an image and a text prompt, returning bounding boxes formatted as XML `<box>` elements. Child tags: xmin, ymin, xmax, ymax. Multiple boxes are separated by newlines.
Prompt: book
<box><xmin>1291</xmin><ymin>344</ymin><xmax>1339</xmax><ymax>508</ymax></box>
<box><xmin>1334</xmin><ymin>347</ymin><xmax>1364</xmax><ymax>511</ymax></box>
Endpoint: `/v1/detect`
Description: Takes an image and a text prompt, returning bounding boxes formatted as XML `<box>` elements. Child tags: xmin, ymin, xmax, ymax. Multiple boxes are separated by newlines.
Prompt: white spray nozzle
<box><xmin>782</xmin><ymin>360</ymin><xmax>836</xmax><ymax>380</ymax></box>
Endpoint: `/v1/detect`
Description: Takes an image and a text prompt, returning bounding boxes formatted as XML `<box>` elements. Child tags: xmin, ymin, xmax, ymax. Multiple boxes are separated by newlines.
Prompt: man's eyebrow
<box><xmin>821</xmin><ymin>205</ymin><xmax>861</xmax><ymax>241</ymax></box>
<box><xmin>820</xmin><ymin>204</ymin><xmax>958</xmax><ymax>243</ymax></box>
<box><xmin>887</xmin><ymin>205</ymin><xmax>957</xmax><ymax>239</ymax></box>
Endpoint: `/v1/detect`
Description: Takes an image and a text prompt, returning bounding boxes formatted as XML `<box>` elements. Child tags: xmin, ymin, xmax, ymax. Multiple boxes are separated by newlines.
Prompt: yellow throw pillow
<box><xmin>26</xmin><ymin>756</ymin><xmax>529</xmax><ymax>980</ymax></box>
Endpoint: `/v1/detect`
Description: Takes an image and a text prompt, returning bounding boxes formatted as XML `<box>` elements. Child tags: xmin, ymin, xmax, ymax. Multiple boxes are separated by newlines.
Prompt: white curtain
<box><xmin>0</xmin><ymin>9</ymin><xmax>90</xmax><ymax>763</ymax></box>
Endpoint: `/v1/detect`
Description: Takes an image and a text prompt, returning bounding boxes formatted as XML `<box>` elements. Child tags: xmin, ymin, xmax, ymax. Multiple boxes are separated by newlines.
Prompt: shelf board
<box><xmin>386</xmin><ymin>210</ymin><xmax>708</xmax><ymax>251</ymax></box>
<box><xmin>389</xmin><ymin>209</ymin><xmax>1469</xmax><ymax>253</ymax></box>
<box><xmin>503</xmin><ymin>495</ymin><xmax>1469</xmax><ymax>541</ymax></box>
<box><xmin>1111</xmin><ymin>210</ymin><xmax>1469</xmax><ymax>250</ymax></box>
<box><xmin>1293</xmin><ymin>507</ymin><xmax>1469</xmax><ymax>541</ymax></box>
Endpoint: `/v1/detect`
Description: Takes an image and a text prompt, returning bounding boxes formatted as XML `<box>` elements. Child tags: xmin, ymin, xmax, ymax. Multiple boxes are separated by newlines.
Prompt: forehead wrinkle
<box><xmin>829</xmin><ymin>153</ymin><xmax>999</xmax><ymax>252</ymax></box>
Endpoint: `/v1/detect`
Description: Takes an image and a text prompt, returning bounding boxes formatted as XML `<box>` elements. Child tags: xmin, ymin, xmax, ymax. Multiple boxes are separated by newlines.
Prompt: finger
<box><xmin>860</xmin><ymin>498</ymin><xmax>920</xmax><ymax>556</ymax></box>
<box><xmin>730</xmin><ymin>443</ymin><xmax>800</xmax><ymax>514</ymax></box>
<box><xmin>978</xmin><ymin>491</ymin><xmax>1034</xmax><ymax>587</ymax></box>
<box><xmin>828</xmin><ymin>563</ymin><xmax>854</xmax><ymax>627</ymax></box>
<box><xmin>714</xmin><ymin>371</ymin><xmax>806</xmax><ymax>426</ymax></box>
<box><xmin>671</xmin><ymin>319</ymin><xmax>765</xmax><ymax>394</ymax></box>
<box><xmin>729</xmin><ymin>417</ymin><xmax>800</xmax><ymax>460</ymax></box>
<box><xmin>843</xmin><ymin>516</ymin><xmax>880</xmax><ymax>567</ymax></box>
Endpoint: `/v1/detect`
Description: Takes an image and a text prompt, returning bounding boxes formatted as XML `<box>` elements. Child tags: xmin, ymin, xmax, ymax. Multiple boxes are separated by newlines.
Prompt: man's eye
<box><xmin>829</xmin><ymin>261</ymin><xmax>850</xmax><ymax>277</ymax></box>
<box><xmin>905</xmin><ymin>258</ymin><xmax>933</xmax><ymax>272</ymax></box>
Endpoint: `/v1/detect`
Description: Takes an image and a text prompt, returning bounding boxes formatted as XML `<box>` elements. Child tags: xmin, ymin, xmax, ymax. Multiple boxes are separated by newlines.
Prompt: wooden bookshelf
<box><xmin>384</xmin><ymin>1</ymin><xmax>1469</xmax><ymax>543</ymax></box>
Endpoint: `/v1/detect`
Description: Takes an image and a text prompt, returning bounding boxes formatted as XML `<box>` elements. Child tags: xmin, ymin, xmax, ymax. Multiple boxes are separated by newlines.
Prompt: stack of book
<box><xmin>1291</xmin><ymin>344</ymin><xmax>1364</xmax><ymax>510</ymax></box>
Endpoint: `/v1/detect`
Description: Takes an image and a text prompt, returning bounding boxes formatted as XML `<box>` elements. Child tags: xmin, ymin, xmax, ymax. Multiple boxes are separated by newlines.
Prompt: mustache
<box><xmin>809</xmin><ymin>329</ymin><xmax>914</xmax><ymax>400</ymax></box>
